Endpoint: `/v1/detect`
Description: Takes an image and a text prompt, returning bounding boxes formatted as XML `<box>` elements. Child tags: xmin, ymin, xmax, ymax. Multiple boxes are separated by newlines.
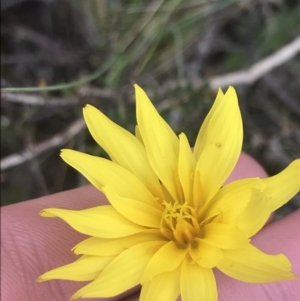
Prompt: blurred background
<box><xmin>1</xmin><ymin>0</ymin><xmax>299</xmax><ymax>218</ymax></box>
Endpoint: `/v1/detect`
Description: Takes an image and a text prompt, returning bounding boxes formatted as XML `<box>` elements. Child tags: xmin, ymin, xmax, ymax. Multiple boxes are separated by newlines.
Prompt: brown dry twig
<box><xmin>0</xmin><ymin>119</ymin><xmax>85</xmax><ymax>171</ymax></box>
<box><xmin>209</xmin><ymin>35</ymin><xmax>300</xmax><ymax>89</ymax></box>
<box><xmin>162</xmin><ymin>35</ymin><xmax>300</xmax><ymax>92</ymax></box>
<box><xmin>1</xmin><ymin>86</ymin><xmax>116</xmax><ymax>106</ymax></box>
<box><xmin>1</xmin><ymin>93</ymin><xmax>79</xmax><ymax>106</ymax></box>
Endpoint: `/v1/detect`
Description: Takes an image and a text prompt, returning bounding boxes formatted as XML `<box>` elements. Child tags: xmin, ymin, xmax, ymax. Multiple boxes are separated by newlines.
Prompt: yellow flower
<box><xmin>38</xmin><ymin>85</ymin><xmax>299</xmax><ymax>301</ymax></box>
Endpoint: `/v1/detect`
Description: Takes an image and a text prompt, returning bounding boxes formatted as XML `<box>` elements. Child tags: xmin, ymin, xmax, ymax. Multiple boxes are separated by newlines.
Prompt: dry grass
<box><xmin>1</xmin><ymin>0</ymin><xmax>299</xmax><ymax>217</ymax></box>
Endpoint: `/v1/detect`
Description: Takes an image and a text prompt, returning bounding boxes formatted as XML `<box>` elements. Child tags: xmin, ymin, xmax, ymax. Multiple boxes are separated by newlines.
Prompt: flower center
<box><xmin>160</xmin><ymin>201</ymin><xmax>201</xmax><ymax>247</ymax></box>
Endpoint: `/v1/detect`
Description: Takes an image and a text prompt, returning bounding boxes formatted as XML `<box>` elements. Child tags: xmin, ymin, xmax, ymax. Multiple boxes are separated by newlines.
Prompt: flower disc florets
<box><xmin>161</xmin><ymin>201</ymin><xmax>201</xmax><ymax>246</ymax></box>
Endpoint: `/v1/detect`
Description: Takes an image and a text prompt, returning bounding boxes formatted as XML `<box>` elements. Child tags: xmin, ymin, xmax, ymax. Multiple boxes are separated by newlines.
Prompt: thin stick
<box><xmin>161</xmin><ymin>36</ymin><xmax>300</xmax><ymax>92</ymax></box>
<box><xmin>1</xmin><ymin>93</ymin><xmax>79</xmax><ymax>106</ymax></box>
<box><xmin>0</xmin><ymin>119</ymin><xmax>85</xmax><ymax>171</ymax></box>
<box><xmin>1</xmin><ymin>86</ymin><xmax>116</xmax><ymax>106</ymax></box>
<box><xmin>209</xmin><ymin>35</ymin><xmax>300</xmax><ymax>89</ymax></box>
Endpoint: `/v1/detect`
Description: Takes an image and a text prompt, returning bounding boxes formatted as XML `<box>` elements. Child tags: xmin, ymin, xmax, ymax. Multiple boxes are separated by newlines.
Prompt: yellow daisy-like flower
<box><xmin>38</xmin><ymin>85</ymin><xmax>299</xmax><ymax>301</ymax></box>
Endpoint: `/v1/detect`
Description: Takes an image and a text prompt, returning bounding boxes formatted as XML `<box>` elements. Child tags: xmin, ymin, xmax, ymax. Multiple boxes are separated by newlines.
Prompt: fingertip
<box><xmin>226</xmin><ymin>152</ymin><xmax>268</xmax><ymax>184</ymax></box>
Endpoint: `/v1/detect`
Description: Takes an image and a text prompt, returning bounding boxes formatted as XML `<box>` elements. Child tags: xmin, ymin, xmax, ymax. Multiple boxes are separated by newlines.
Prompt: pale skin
<box><xmin>1</xmin><ymin>153</ymin><xmax>300</xmax><ymax>301</ymax></box>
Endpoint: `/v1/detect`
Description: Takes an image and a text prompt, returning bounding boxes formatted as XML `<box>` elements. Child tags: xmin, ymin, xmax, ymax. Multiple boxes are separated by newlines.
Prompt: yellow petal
<box><xmin>73</xmin><ymin>230</ymin><xmax>166</xmax><ymax>256</ymax></box>
<box><xmin>135</xmin><ymin>84</ymin><xmax>180</xmax><ymax>202</ymax></box>
<box><xmin>83</xmin><ymin>105</ymin><xmax>163</xmax><ymax>199</ymax></box>
<box><xmin>141</xmin><ymin>240</ymin><xmax>188</xmax><ymax>283</ymax></box>
<box><xmin>233</xmin><ymin>160</ymin><xmax>300</xmax><ymax>237</ymax></box>
<box><xmin>189</xmin><ymin>238</ymin><xmax>223</xmax><ymax>268</ymax></box>
<box><xmin>262</xmin><ymin>159</ymin><xmax>300</xmax><ymax>211</ymax></box>
<box><xmin>102</xmin><ymin>186</ymin><xmax>162</xmax><ymax>227</ymax></box>
<box><xmin>192</xmin><ymin>169</ymin><xmax>204</xmax><ymax>208</ymax></box>
<box><xmin>201</xmin><ymin>178</ymin><xmax>265</xmax><ymax>223</ymax></box>
<box><xmin>40</xmin><ymin>206</ymin><xmax>147</xmax><ymax>238</ymax></box>
<box><xmin>178</xmin><ymin>133</ymin><xmax>196</xmax><ymax>204</ymax></box>
<box><xmin>181</xmin><ymin>257</ymin><xmax>217</xmax><ymax>301</ymax></box>
<box><xmin>235</xmin><ymin>189</ymin><xmax>271</xmax><ymax>237</ymax></box>
<box><xmin>217</xmin><ymin>243</ymin><xmax>296</xmax><ymax>283</ymax></box>
<box><xmin>193</xmin><ymin>88</ymin><xmax>224</xmax><ymax>161</ymax></box>
<box><xmin>135</xmin><ymin>124</ymin><xmax>143</xmax><ymax>144</ymax></box>
<box><xmin>202</xmin><ymin>223</ymin><xmax>249</xmax><ymax>249</ymax></box>
<box><xmin>196</xmin><ymin>87</ymin><xmax>243</xmax><ymax>202</ymax></box>
<box><xmin>60</xmin><ymin>149</ymin><xmax>156</xmax><ymax>206</ymax></box>
<box><xmin>71</xmin><ymin>241</ymin><xmax>166</xmax><ymax>299</ymax></box>
<box><xmin>140</xmin><ymin>267</ymin><xmax>180</xmax><ymax>301</ymax></box>
<box><xmin>37</xmin><ymin>255</ymin><xmax>114</xmax><ymax>282</ymax></box>
<box><xmin>161</xmin><ymin>182</ymin><xmax>176</xmax><ymax>204</ymax></box>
